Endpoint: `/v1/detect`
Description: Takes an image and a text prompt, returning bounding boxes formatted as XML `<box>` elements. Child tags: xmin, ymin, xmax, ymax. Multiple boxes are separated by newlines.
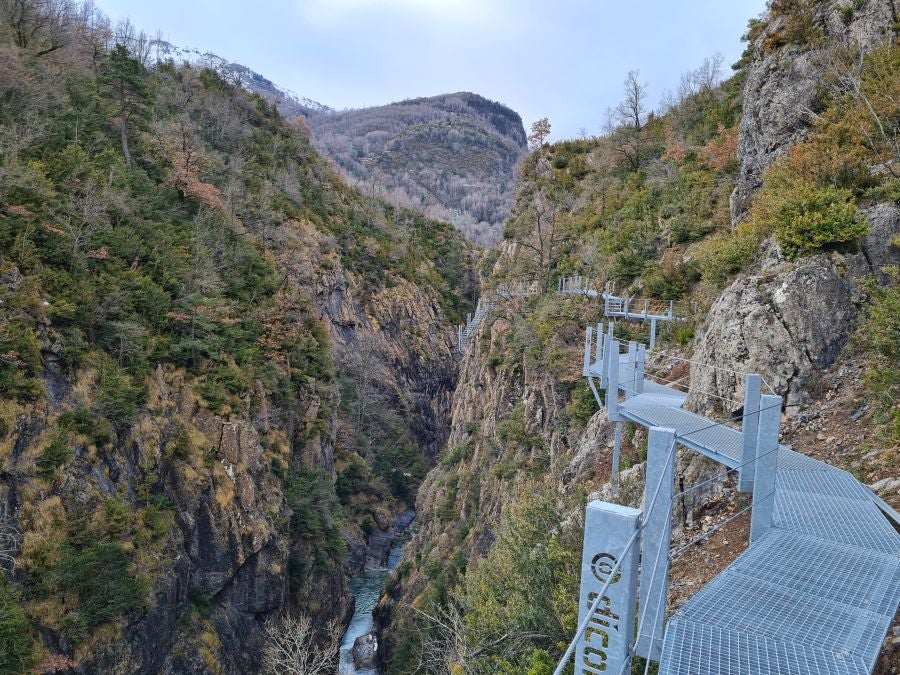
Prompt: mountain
<box><xmin>304</xmin><ymin>93</ymin><xmax>528</xmax><ymax>245</ymax></box>
<box><xmin>0</xmin><ymin>11</ymin><xmax>475</xmax><ymax>673</ymax></box>
<box><xmin>149</xmin><ymin>41</ymin><xmax>527</xmax><ymax>245</ymax></box>
<box><xmin>148</xmin><ymin>39</ymin><xmax>332</xmax><ymax>117</ymax></box>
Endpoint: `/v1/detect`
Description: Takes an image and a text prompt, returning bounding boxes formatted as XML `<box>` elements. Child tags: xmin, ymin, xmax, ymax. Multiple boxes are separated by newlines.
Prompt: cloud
<box><xmin>299</xmin><ymin>0</ymin><xmax>499</xmax><ymax>26</ymax></box>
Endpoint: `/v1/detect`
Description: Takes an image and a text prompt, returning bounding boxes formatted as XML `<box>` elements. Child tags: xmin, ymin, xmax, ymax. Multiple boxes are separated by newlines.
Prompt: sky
<box><xmin>93</xmin><ymin>0</ymin><xmax>769</xmax><ymax>141</ymax></box>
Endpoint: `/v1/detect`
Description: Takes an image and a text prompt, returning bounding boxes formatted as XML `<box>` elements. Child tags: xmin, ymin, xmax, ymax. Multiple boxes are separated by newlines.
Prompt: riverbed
<box><xmin>338</xmin><ymin>537</ymin><xmax>407</xmax><ymax>674</ymax></box>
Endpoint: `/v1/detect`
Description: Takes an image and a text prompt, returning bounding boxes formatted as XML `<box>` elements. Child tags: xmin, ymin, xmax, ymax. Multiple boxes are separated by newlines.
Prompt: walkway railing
<box><xmin>557</xmin><ymin>322</ymin><xmax>900</xmax><ymax>675</ymax></box>
<box><xmin>559</xmin><ymin>277</ymin><xmax>684</xmax><ymax>348</ymax></box>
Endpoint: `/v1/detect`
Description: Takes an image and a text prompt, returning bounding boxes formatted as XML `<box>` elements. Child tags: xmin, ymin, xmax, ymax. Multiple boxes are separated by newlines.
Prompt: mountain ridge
<box><xmin>147</xmin><ymin>40</ymin><xmax>527</xmax><ymax>244</ymax></box>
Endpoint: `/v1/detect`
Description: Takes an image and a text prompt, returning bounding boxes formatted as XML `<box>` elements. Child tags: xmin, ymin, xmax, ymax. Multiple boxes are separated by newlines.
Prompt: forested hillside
<box><xmin>306</xmin><ymin>92</ymin><xmax>528</xmax><ymax>245</ymax></box>
<box><xmin>0</xmin><ymin>1</ymin><xmax>473</xmax><ymax>672</ymax></box>
<box><xmin>380</xmin><ymin>1</ymin><xmax>899</xmax><ymax>672</ymax></box>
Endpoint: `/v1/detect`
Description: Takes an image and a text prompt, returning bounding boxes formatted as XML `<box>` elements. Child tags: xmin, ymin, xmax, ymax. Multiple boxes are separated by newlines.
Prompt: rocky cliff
<box><xmin>379</xmin><ymin>2</ymin><xmax>898</xmax><ymax>671</ymax></box>
<box><xmin>731</xmin><ymin>0</ymin><xmax>897</xmax><ymax>219</ymax></box>
<box><xmin>0</xmin><ymin>16</ymin><xmax>472</xmax><ymax>673</ymax></box>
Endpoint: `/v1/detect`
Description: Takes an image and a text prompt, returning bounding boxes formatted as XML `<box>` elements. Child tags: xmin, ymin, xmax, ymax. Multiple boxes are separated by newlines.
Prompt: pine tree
<box><xmin>99</xmin><ymin>44</ymin><xmax>148</xmax><ymax>167</ymax></box>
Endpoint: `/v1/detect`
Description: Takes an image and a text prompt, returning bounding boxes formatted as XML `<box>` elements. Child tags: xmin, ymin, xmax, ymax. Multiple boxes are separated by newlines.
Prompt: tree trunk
<box><xmin>120</xmin><ymin>120</ymin><xmax>131</xmax><ymax>168</ymax></box>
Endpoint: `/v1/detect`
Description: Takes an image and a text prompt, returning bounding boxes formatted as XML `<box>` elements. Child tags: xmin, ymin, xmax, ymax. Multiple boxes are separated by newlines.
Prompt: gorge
<box><xmin>0</xmin><ymin>0</ymin><xmax>898</xmax><ymax>673</ymax></box>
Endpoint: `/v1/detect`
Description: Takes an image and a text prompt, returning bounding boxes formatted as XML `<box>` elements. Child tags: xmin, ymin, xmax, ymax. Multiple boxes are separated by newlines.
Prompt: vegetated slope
<box><xmin>306</xmin><ymin>92</ymin><xmax>528</xmax><ymax>246</ymax></box>
<box><xmin>135</xmin><ymin>39</ymin><xmax>526</xmax><ymax>246</ymax></box>
<box><xmin>148</xmin><ymin>38</ymin><xmax>333</xmax><ymax>118</ymax></box>
<box><xmin>379</xmin><ymin>2</ymin><xmax>899</xmax><ymax>672</ymax></box>
<box><xmin>0</xmin><ymin>5</ymin><xmax>474</xmax><ymax>672</ymax></box>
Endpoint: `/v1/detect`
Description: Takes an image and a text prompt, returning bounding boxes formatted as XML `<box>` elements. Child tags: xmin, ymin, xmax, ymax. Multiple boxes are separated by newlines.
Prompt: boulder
<box><xmin>352</xmin><ymin>633</ymin><xmax>378</xmax><ymax>669</ymax></box>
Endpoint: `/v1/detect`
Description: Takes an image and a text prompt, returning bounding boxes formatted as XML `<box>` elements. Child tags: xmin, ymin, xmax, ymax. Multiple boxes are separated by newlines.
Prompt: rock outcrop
<box><xmin>731</xmin><ymin>0</ymin><xmax>896</xmax><ymax>220</ymax></box>
<box><xmin>691</xmin><ymin>199</ymin><xmax>899</xmax><ymax>413</ymax></box>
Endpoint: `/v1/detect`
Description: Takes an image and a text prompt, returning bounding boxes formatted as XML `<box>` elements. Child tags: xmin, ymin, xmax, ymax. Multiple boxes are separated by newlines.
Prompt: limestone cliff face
<box><xmin>694</xmin><ymin>207</ymin><xmax>899</xmax><ymax>413</ymax></box>
<box><xmin>3</xmin><ymin>362</ymin><xmax>345</xmax><ymax>674</ymax></box>
<box><xmin>732</xmin><ymin>0</ymin><xmax>897</xmax><ymax>220</ymax></box>
<box><xmin>1</xmin><ymin>217</ymin><xmax>467</xmax><ymax>673</ymax></box>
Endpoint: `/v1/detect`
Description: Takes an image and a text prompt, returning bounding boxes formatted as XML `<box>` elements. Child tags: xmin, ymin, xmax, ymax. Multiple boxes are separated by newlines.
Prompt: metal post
<box><xmin>625</xmin><ymin>342</ymin><xmax>637</xmax><ymax>399</ymax></box>
<box><xmin>583</xmin><ymin>325</ymin><xmax>593</xmax><ymax>378</ymax></box>
<box><xmin>611</xmin><ymin>422</ymin><xmax>623</xmax><ymax>494</ymax></box>
<box><xmin>606</xmin><ymin>339</ymin><xmax>622</xmax><ymax>421</ymax></box>
<box><xmin>594</xmin><ymin>323</ymin><xmax>604</xmax><ymax>372</ymax></box>
<box><xmin>636</xmin><ymin>427</ymin><xmax>676</xmax><ymax>661</ymax></box>
<box><xmin>668</xmin><ymin>301</ymin><xmax>674</xmax><ymax>320</ymax></box>
<box><xmin>650</xmin><ymin>318</ymin><xmax>657</xmax><ymax>350</ymax></box>
<box><xmin>739</xmin><ymin>374</ymin><xmax>762</xmax><ymax>493</ymax></box>
<box><xmin>750</xmin><ymin>394</ymin><xmax>782</xmax><ymax>543</ymax></box>
<box><xmin>635</xmin><ymin>345</ymin><xmax>646</xmax><ymax>395</ymax></box>
<box><xmin>643</xmin><ymin>299</ymin><xmax>649</xmax><ymax>318</ymax></box>
<box><xmin>574</xmin><ymin>502</ymin><xmax>641</xmax><ymax>675</ymax></box>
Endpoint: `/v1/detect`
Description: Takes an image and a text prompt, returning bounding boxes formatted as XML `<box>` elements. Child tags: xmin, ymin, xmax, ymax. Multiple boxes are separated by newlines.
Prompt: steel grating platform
<box><xmin>728</xmin><ymin>530</ymin><xmax>900</xmax><ymax>617</ymax></box>
<box><xmin>773</xmin><ymin>489</ymin><xmax>899</xmax><ymax>555</ymax></box>
<box><xmin>620</xmin><ymin>394</ymin><xmax>744</xmax><ymax>467</ymax></box>
<box><xmin>653</xmin><ymin>387</ymin><xmax>900</xmax><ymax>674</ymax></box>
<box><xmin>581</xmin><ymin>339</ymin><xmax>899</xmax><ymax>674</ymax></box>
<box><xmin>662</xmin><ymin>620</ymin><xmax>871</xmax><ymax>675</ymax></box>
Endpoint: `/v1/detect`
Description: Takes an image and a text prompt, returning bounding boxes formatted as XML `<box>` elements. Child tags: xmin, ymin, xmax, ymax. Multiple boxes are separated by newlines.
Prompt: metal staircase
<box><xmin>555</xmin><ymin>322</ymin><xmax>900</xmax><ymax>675</ymax></box>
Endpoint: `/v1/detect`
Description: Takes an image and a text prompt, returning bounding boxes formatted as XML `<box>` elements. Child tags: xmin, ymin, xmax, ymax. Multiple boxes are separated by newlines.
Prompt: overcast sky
<box><xmin>93</xmin><ymin>0</ymin><xmax>768</xmax><ymax>140</ymax></box>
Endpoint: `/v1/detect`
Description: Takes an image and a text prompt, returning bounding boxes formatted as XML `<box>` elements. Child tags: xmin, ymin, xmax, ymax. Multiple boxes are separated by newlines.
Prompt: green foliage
<box><xmin>567</xmin><ymin>386</ymin><xmax>598</xmax><ymax>428</ymax></box>
<box><xmin>438</xmin><ymin>444</ymin><xmax>471</xmax><ymax>468</ymax></box>
<box><xmin>52</xmin><ymin>543</ymin><xmax>147</xmax><ymax>640</ymax></box>
<box><xmin>36</xmin><ymin>429</ymin><xmax>73</xmax><ymax>477</ymax></box>
<box><xmin>94</xmin><ymin>356</ymin><xmax>145</xmax><ymax>429</ymax></box>
<box><xmin>0</xmin><ymin>578</ymin><xmax>32</xmax><ymax>674</ymax></box>
<box><xmin>283</xmin><ymin>465</ymin><xmax>346</xmax><ymax>578</ymax></box>
<box><xmin>859</xmin><ymin>280</ymin><xmax>900</xmax><ymax>448</ymax></box>
<box><xmin>0</xmin><ymin>320</ymin><xmax>42</xmax><ymax>400</ymax></box>
<box><xmin>764</xmin><ymin>180</ymin><xmax>866</xmax><ymax>259</ymax></box>
<box><xmin>458</xmin><ymin>489</ymin><xmax>581</xmax><ymax>671</ymax></box>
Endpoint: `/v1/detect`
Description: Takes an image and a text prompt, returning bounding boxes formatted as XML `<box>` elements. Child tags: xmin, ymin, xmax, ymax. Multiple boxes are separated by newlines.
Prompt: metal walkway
<box><xmin>560</xmin><ymin>277</ymin><xmax>680</xmax><ymax>348</ymax></box>
<box><xmin>567</xmin><ymin>323</ymin><xmax>900</xmax><ymax>675</ymax></box>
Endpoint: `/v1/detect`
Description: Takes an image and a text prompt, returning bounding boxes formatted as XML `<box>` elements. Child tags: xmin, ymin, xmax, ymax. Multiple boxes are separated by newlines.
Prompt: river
<box><xmin>337</xmin><ymin>537</ymin><xmax>408</xmax><ymax>674</ymax></box>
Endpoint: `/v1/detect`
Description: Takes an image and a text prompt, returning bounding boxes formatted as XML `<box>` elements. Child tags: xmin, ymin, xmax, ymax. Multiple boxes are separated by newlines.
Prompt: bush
<box><xmin>36</xmin><ymin>430</ymin><xmax>72</xmax><ymax>477</ymax></box>
<box><xmin>94</xmin><ymin>359</ymin><xmax>144</xmax><ymax>429</ymax></box>
<box><xmin>767</xmin><ymin>182</ymin><xmax>866</xmax><ymax>259</ymax></box>
<box><xmin>0</xmin><ymin>320</ymin><xmax>42</xmax><ymax>401</ymax></box>
<box><xmin>692</xmin><ymin>225</ymin><xmax>764</xmax><ymax>286</ymax></box>
<box><xmin>52</xmin><ymin>543</ymin><xmax>146</xmax><ymax>639</ymax></box>
<box><xmin>567</xmin><ymin>386</ymin><xmax>598</xmax><ymax>428</ymax></box>
<box><xmin>0</xmin><ymin>578</ymin><xmax>32</xmax><ymax>673</ymax></box>
<box><xmin>860</xmin><ymin>282</ymin><xmax>900</xmax><ymax>448</ymax></box>
<box><xmin>438</xmin><ymin>444</ymin><xmax>471</xmax><ymax>468</ymax></box>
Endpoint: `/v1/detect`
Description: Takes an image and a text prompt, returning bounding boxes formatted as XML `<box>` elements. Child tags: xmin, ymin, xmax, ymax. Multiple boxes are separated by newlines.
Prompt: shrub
<box><xmin>859</xmin><ymin>281</ymin><xmax>900</xmax><ymax>448</ymax></box>
<box><xmin>567</xmin><ymin>386</ymin><xmax>598</xmax><ymax>428</ymax></box>
<box><xmin>94</xmin><ymin>359</ymin><xmax>144</xmax><ymax>429</ymax></box>
<box><xmin>765</xmin><ymin>181</ymin><xmax>866</xmax><ymax>259</ymax></box>
<box><xmin>52</xmin><ymin>543</ymin><xmax>146</xmax><ymax>639</ymax></box>
<box><xmin>36</xmin><ymin>430</ymin><xmax>72</xmax><ymax>477</ymax></box>
<box><xmin>438</xmin><ymin>444</ymin><xmax>471</xmax><ymax>468</ymax></box>
<box><xmin>0</xmin><ymin>320</ymin><xmax>42</xmax><ymax>401</ymax></box>
<box><xmin>0</xmin><ymin>577</ymin><xmax>32</xmax><ymax>673</ymax></box>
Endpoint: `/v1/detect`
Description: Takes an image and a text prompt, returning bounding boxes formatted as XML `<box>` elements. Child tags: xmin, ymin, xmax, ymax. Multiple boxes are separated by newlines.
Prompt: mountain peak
<box><xmin>148</xmin><ymin>39</ymin><xmax>332</xmax><ymax>116</ymax></box>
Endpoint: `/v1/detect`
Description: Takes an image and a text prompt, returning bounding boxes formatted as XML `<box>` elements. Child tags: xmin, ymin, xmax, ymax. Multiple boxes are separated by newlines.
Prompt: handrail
<box><xmin>553</xmin><ymin>433</ymin><xmax>677</xmax><ymax>675</ymax></box>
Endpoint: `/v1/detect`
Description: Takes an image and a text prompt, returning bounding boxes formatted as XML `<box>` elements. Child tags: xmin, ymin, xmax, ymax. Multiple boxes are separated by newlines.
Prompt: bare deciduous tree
<box><xmin>1</xmin><ymin>0</ymin><xmax>75</xmax><ymax>55</ymax></box>
<box><xmin>527</xmin><ymin>117</ymin><xmax>551</xmax><ymax>150</ymax></box>
<box><xmin>262</xmin><ymin>613</ymin><xmax>342</xmax><ymax>675</ymax></box>
<box><xmin>607</xmin><ymin>70</ymin><xmax>649</xmax><ymax>172</ymax></box>
<box><xmin>0</xmin><ymin>503</ymin><xmax>22</xmax><ymax>572</ymax></box>
<box><xmin>410</xmin><ymin>601</ymin><xmax>552</xmax><ymax>674</ymax></box>
<box><xmin>508</xmin><ymin>174</ymin><xmax>570</xmax><ymax>292</ymax></box>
